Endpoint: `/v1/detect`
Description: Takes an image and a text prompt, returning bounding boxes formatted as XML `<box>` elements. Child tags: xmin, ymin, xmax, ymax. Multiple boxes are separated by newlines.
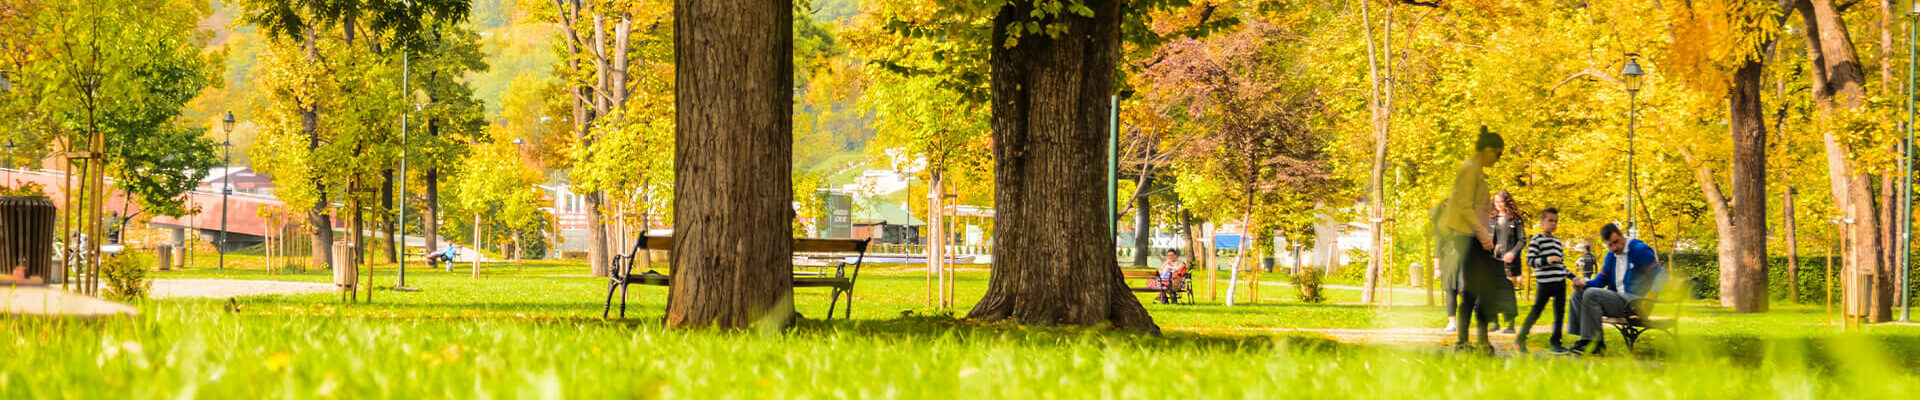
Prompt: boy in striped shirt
<box><xmin>1516</xmin><ymin>207</ymin><xmax>1575</xmax><ymax>353</ymax></box>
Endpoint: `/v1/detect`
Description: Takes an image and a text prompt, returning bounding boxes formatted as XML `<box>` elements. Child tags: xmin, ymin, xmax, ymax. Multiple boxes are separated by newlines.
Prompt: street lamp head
<box><xmin>222</xmin><ymin>111</ymin><xmax>236</xmax><ymax>133</ymax></box>
<box><xmin>3</xmin><ymin>139</ymin><xmax>13</xmax><ymax>149</ymax></box>
<box><xmin>1621</xmin><ymin>57</ymin><xmax>1645</xmax><ymax>93</ymax></box>
<box><xmin>1911</xmin><ymin>0</ymin><xmax>1919</xmax><ymax>15</ymax></box>
<box><xmin>0</xmin><ymin>71</ymin><xmax>11</xmax><ymax>92</ymax></box>
<box><xmin>512</xmin><ymin>137</ymin><xmax>525</xmax><ymax>145</ymax></box>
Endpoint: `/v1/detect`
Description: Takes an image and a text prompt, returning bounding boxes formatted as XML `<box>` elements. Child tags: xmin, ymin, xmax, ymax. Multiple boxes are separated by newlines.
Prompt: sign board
<box><xmin>825</xmin><ymin>193</ymin><xmax>852</xmax><ymax>238</ymax></box>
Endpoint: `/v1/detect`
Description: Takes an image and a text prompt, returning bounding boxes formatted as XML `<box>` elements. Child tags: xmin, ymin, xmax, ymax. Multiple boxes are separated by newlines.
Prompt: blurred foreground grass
<box><xmin>6</xmin><ymin>255</ymin><xmax>1917</xmax><ymax>398</ymax></box>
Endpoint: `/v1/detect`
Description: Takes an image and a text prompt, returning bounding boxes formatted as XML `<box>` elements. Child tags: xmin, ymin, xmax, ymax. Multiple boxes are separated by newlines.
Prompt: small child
<box><xmin>1517</xmin><ymin>207</ymin><xmax>1576</xmax><ymax>353</ymax></box>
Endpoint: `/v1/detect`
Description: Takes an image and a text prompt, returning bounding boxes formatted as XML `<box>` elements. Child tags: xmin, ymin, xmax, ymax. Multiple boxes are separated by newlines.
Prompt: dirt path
<box><xmin>150</xmin><ymin>279</ymin><xmax>335</xmax><ymax>299</ymax></box>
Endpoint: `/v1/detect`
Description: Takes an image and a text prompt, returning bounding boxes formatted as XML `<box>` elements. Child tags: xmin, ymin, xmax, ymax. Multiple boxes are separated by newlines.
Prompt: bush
<box><xmin>1666</xmin><ymin>252</ymin><xmax>1838</xmax><ymax>304</ymax></box>
<box><xmin>102</xmin><ymin>252</ymin><xmax>153</xmax><ymax>301</ymax></box>
<box><xmin>1290</xmin><ymin>268</ymin><xmax>1325</xmax><ymax>303</ymax></box>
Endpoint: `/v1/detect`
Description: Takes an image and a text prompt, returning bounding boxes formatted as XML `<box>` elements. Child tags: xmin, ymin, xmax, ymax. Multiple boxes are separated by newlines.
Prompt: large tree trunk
<box><xmin>966</xmin><ymin>0</ymin><xmax>1159</xmax><ymax>334</ymax></box>
<box><xmin>666</xmin><ymin>0</ymin><xmax>794</xmax><ymax>329</ymax></box>
<box><xmin>1727</xmin><ymin>58</ymin><xmax>1770</xmax><ymax>312</ymax></box>
<box><xmin>1805</xmin><ymin>0</ymin><xmax>1892</xmax><ymax>322</ymax></box>
<box><xmin>304</xmin><ymin>27</ymin><xmax>333</xmax><ymax>270</ymax></box>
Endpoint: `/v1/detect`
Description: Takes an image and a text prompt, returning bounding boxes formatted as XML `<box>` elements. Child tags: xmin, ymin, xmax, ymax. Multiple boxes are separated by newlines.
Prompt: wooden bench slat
<box><xmin>1120</xmin><ymin>270</ymin><xmax>1158</xmax><ymax>279</ymax></box>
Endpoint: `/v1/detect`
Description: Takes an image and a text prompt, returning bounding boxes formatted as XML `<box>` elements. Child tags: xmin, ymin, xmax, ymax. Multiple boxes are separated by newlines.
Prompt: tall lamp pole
<box><xmin>395</xmin><ymin>49</ymin><xmax>418</xmax><ymax>292</ymax></box>
<box><xmin>1620</xmin><ymin>56</ymin><xmax>1645</xmax><ymax>235</ymax></box>
<box><xmin>219</xmin><ymin>111</ymin><xmax>235</xmax><ymax>270</ymax></box>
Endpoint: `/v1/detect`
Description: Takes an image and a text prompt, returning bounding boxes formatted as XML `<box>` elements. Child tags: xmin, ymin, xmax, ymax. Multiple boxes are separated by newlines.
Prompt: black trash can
<box><xmin>0</xmin><ymin>196</ymin><xmax>57</xmax><ymax>282</ymax></box>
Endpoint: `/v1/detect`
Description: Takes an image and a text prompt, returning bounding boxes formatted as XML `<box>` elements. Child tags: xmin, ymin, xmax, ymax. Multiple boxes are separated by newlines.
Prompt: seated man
<box><xmin>1563</xmin><ymin>222</ymin><xmax>1665</xmax><ymax>356</ymax></box>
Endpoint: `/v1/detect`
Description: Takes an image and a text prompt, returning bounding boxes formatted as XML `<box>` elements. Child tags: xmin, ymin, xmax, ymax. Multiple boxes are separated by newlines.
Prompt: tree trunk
<box><xmin>382</xmin><ymin>168</ymin><xmax>398</xmax><ymax>264</ymax></box>
<box><xmin>1683</xmin><ymin>148</ymin><xmax>1741</xmax><ymax>308</ymax></box>
<box><xmin>666</xmin><ymin>0</ymin><xmax>795</xmax><ymax>330</ymax></box>
<box><xmin>425</xmin><ymin>121</ymin><xmax>440</xmax><ymax>254</ymax></box>
<box><xmin>1878</xmin><ymin>172</ymin><xmax>1896</xmax><ymax>321</ymax></box>
<box><xmin>1360</xmin><ymin>0</ymin><xmax>1393</xmax><ymax>305</ymax></box>
<box><xmin>966</xmin><ymin>0</ymin><xmax>1158</xmax><ymax>334</ymax></box>
<box><xmin>1786</xmin><ymin>176</ymin><xmax>1799</xmax><ymax>302</ymax></box>
<box><xmin>304</xmin><ymin>27</ymin><xmax>333</xmax><ymax>270</ymax></box>
<box><xmin>1727</xmin><ymin>58</ymin><xmax>1770</xmax><ymax>312</ymax></box>
<box><xmin>1805</xmin><ymin>0</ymin><xmax>1890</xmax><ymax>322</ymax></box>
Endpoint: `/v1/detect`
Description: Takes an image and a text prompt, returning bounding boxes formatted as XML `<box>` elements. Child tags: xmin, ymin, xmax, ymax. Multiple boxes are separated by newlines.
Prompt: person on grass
<box><xmin>1489</xmin><ymin>190</ymin><xmax>1525</xmax><ymax>333</ymax></box>
<box><xmin>1516</xmin><ymin>207</ymin><xmax>1575</xmax><ymax>353</ymax></box>
<box><xmin>1562</xmin><ymin>222</ymin><xmax>1667</xmax><ymax>356</ymax></box>
<box><xmin>1438</xmin><ymin>127</ymin><xmax>1505</xmax><ymax>352</ymax></box>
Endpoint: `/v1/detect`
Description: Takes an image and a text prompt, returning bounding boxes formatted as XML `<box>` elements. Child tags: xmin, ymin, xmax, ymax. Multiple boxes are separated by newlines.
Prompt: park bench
<box><xmin>1603</xmin><ymin>298</ymin><xmax>1677</xmax><ymax>350</ymax></box>
<box><xmin>1122</xmin><ymin>268</ymin><xmax>1193</xmax><ymax>305</ymax></box>
<box><xmin>601</xmin><ymin>233</ymin><xmax>870</xmax><ymax>320</ymax></box>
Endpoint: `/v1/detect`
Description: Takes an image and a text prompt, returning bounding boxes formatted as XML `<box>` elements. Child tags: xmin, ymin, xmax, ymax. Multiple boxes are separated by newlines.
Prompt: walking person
<box><xmin>1438</xmin><ymin>127</ymin><xmax>1505</xmax><ymax>352</ymax></box>
<box><xmin>1489</xmin><ymin>190</ymin><xmax>1525</xmax><ymax>333</ymax></box>
<box><xmin>1516</xmin><ymin>207</ymin><xmax>1575</xmax><ymax>353</ymax></box>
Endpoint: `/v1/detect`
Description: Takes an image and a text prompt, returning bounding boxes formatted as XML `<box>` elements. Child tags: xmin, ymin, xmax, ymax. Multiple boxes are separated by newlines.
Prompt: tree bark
<box><xmin>666</xmin><ymin>0</ymin><xmax>795</xmax><ymax>330</ymax></box>
<box><xmin>966</xmin><ymin>0</ymin><xmax>1159</xmax><ymax>334</ymax></box>
<box><xmin>304</xmin><ymin>26</ymin><xmax>333</xmax><ymax>270</ymax></box>
<box><xmin>1683</xmin><ymin>148</ymin><xmax>1741</xmax><ymax>308</ymax></box>
<box><xmin>425</xmin><ymin>121</ymin><xmax>440</xmax><ymax>254</ymax></box>
<box><xmin>1785</xmin><ymin>175</ymin><xmax>1799</xmax><ymax>302</ymax></box>
<box><xmin>1804</xmin><ymin>0</ymin><xmax>1891</xmax><ymax>321</ymax></box>
<box><xmin>382</xmin><ymin>168</ymin><xmax>398</xmax><ymax>264</ymax></box>
<box><xmin>1360</xmin><ymin>0</ymin><xmax>1393</xmax><ymax>305</ymax></box>
<box><xmin>1727</xmin><ymin>58</ymin><xmax>1770</xmax><ymax>312</ymax></box>
<box><xmin>1132</xmin><ymin>168</ymin><xmax>1153</xmax><ymax>267</ymax></box>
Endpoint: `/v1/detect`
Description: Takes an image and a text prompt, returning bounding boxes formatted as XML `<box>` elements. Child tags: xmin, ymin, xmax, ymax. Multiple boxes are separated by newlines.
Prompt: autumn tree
<box><xmin>665</xmin><ymin>0</ymin><xmax>795</xmax><ymax>329</ymax></box>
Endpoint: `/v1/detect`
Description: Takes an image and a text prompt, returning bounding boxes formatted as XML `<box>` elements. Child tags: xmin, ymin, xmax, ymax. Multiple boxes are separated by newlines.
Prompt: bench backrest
<box><xmin>629</xmin><ymin>235</ymin><xmax>868</xmax><ymax>255</ymax></box>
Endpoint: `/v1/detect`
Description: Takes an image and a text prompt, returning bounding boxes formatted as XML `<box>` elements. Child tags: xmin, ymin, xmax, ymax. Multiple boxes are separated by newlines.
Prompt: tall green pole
<box><xmin>1109</xmin><ymin>95</ymin><xmax>1119</xmax><ymax>244</ymax></box>
<box><xmin>397</xmin><ymin>48</ymin><xmax>413</xmax><ymax>290</ymax></box>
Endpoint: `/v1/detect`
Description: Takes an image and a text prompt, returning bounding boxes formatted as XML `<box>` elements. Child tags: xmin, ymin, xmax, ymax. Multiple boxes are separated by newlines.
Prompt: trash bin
<box><xmin>156</xmin><ymin>245</ymin><xmax>173</xmax><ymax>271</ymax></box>
<box><xmin>0</xmin><ymin>196</ymin><xmax>56</xmax><ymax>282</ymax></box>
<box><xmin>331</xmin><ymin>242</ymin><xmax>357</xmax><ymax>288</ymax></box>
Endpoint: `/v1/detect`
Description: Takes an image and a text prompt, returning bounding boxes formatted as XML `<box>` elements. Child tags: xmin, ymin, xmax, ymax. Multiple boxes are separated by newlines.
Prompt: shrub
<box><xmin>102</xmin><ymin>252</ymin><xmax>153</xmax><ymax>301</ymax></box>
<box><xmin>1291</xmin><ymin>268</ymin><xmax>1325</xmax><ymax>303</ymax></box>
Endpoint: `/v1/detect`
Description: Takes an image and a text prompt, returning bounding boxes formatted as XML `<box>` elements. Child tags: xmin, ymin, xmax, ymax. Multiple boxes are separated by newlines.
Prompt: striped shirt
<box><xmin>1526</xmin><ymin>233</ymin><xmax>1575</xmax><ymax>283</ymax></box>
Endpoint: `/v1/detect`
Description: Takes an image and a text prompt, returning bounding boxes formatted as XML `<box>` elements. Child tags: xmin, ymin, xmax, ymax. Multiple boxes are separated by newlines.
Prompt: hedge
<box><xmin>1665</xmin><ymin>252</ymin><xmax>1920</xmax><ymax>305</ymax></box>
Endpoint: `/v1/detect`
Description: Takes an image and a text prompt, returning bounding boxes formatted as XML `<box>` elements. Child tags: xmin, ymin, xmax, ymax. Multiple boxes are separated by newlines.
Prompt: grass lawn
<box><xmin>7</xmin><ymin>254</ymin><xmax>1919</xmax><ymax>398</ymax></box>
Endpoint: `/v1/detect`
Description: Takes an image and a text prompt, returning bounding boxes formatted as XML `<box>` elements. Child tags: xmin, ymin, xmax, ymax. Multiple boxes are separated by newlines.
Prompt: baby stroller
<box><xmin>1149</xmin><ymin>264</ymin><xmax>1194</xmax><ymax>305</ymax></box>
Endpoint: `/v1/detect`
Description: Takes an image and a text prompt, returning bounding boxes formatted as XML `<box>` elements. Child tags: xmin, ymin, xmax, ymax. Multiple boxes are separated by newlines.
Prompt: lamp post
<box><xmin>219</xmin><ymin>111</ymin><xmax>235</xmax><ymax>270</ymax></box>
<box><xmin>394</xmin><ymin>46</ymin><xmax>419</xmax><ymax>292</ymax></box>
<box><xmin>1620</xmin><ymin>56</ymin><xmax>1645</xmax><ymax>236</ymax></box>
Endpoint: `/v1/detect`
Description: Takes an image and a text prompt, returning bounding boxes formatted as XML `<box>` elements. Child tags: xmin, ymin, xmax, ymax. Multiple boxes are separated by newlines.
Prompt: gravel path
<box><xmin>150</xmin><ymin>279</ymin><xmax>336</xmax><ymax>299</ymax></box>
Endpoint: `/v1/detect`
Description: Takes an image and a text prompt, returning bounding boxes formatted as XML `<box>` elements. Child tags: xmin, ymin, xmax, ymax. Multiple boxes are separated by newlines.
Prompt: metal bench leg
<box><xmin>825</xmin><ymin>288</ymin><xmax>841</xmax><ymax>322</ymax></box>
<box><xmin>844</xmin><ymin>288</ymin><xmax>854</xmax><ymax>319</ymax></box>
<box><xmin>619</xmin><ymin>280</ymin><xmax>632</xmax><ymax>319</ymax></box>
<box><xmin>603</xmin><ymin>279</ymin><xmax>619</xmax><ymax>319</ymax></box>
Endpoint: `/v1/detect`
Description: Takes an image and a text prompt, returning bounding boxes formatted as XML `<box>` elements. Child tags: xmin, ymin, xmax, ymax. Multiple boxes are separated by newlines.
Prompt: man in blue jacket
<box><xmin>1562</xmin><ymin>222</ymin><xmax>1665</xmax><ymax>356</ymax></box>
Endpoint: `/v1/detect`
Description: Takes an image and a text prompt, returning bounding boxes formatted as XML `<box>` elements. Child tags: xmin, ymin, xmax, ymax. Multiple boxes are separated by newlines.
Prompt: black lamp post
<box><xmin>1621</xmin><ymin>56</ymin><xmax>1645</xmax><ymax>236</ymax></box>
<box><xmin>4</xmin><ymin>139</ymin><xmax>15</xmax><ymax>184</ymax></box>
<box><xmin>219</xmin><ymin>111</ymin><xmax>235</xmax><ymax>270</ymax></box>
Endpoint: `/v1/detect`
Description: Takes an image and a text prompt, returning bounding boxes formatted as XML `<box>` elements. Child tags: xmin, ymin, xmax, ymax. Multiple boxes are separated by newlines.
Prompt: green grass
<box><xmin>8</xmin><ymin>255</ymin><xmax>1920</xmax><ymax>398</ymax></box>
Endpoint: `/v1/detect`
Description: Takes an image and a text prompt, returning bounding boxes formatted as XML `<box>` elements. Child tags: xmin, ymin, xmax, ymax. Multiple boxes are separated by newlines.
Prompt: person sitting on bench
<box><xmin>1563</xmin><ymin>222</ymin><xmax>1665</xmax><ymax>356</ymax></box>
<box><xmin>1151</xmin><ymin>249</ymin><xmax>1190</xmax><ymax>304</ymax></box>
<box><xmin>426</xmin><ymin>244</ymin><xmax>459</xmax><ymax>271</ymax></box>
